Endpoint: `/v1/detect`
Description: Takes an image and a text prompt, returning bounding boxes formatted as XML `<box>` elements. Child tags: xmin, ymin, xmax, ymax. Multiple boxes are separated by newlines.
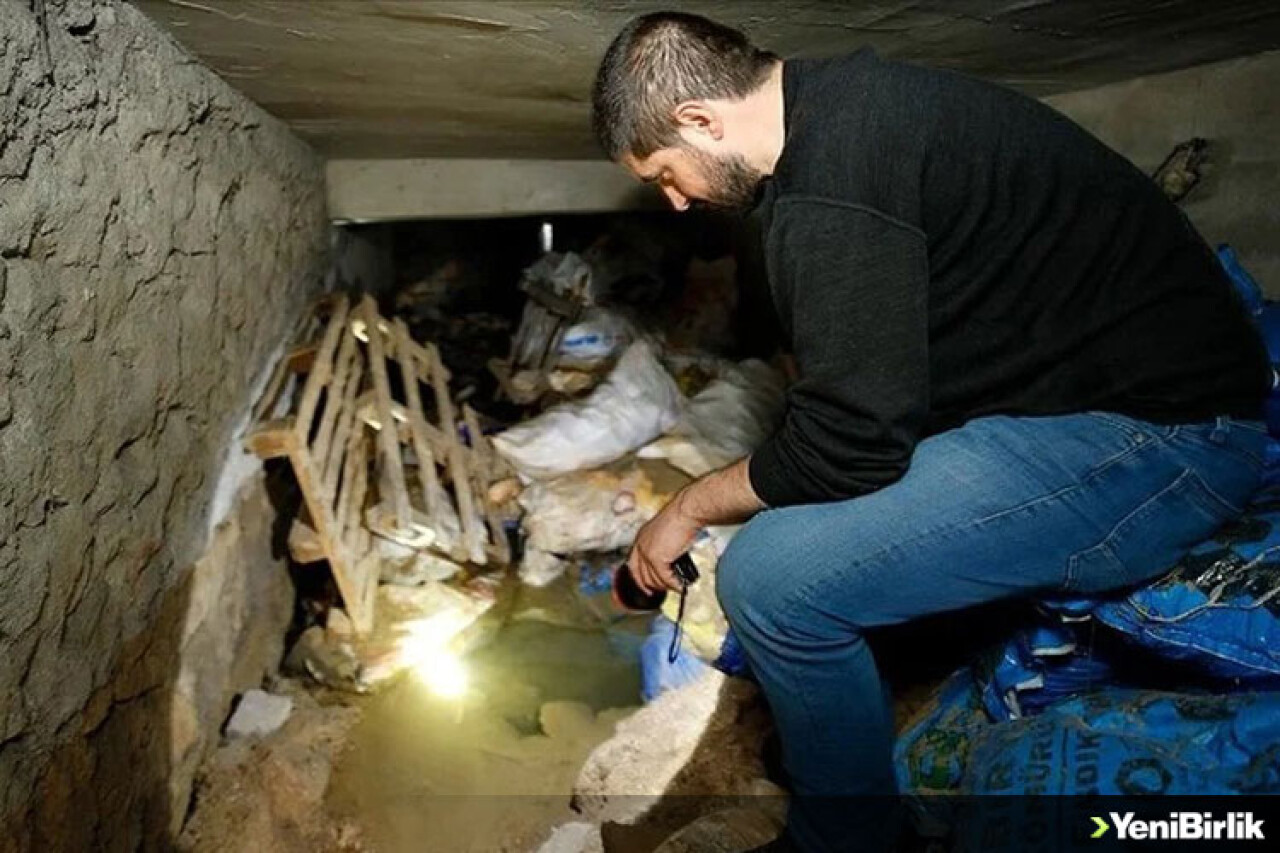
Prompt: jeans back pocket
<box><xmin>1065</xmin><ymin>469</ymin><xmax>1236</xmax><ymax>596</ymax></box>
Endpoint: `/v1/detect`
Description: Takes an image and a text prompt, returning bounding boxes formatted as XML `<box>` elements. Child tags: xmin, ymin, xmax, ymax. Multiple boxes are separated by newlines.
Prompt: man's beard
<box><xmin>685</xmin><ymin>146</ymin><xmax>764</xmax><ymax>212</ymax></box>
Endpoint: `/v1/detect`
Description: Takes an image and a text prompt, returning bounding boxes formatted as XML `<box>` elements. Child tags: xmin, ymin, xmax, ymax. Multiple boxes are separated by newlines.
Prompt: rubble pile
<box><xmin>238</xmin><ymin>228</ymin><xmax>782</xmax><ymax>696</ymax></box>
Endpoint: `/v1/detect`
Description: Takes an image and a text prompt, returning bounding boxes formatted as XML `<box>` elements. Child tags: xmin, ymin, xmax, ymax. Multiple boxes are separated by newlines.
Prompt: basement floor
<box><xmin>327</xmin><ymin>593</ymin><xmax>649</xmax><ymax>853</ymax></box>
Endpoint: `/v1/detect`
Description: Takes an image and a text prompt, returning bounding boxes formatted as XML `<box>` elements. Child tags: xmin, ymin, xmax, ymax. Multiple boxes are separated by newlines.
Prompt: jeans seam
<box><xmin>1186</xmin><ymin>468</ymin><xmax>1249</xmax><ymax>517</ymax></box>
<box><xmin>1064</xmin><ymin>468</ymin><xmax>1236</xmax><ymax>592</ymax></box>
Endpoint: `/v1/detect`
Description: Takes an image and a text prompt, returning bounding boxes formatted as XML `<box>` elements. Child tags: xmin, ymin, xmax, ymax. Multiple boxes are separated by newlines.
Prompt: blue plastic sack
<box><xmin>975</xmin><ymin>616</ymin><xmax>1116</xmax><ymax>721</ymax></box>
<box><xmin>640</xmin><ymin>615</ymin><xmax>710</xmax><ymax>702</ymax></box>
<box><xmin>1218</xmin><ymin>244</ymin><xmax>1280</xmax><ymax>436</ymax></box>
<box><xmin>1093</xmin><ymin>491</ymin><xmax>1280</xmax><ymax>683</ymax></box>
<box><xmin>712</xmin><ymin>627</ymin><xmax>752</xmax><ymax>678</ymax></box>
<box><xmin>966</xmin><ymin>689</ymin><xmax>1280</xmax><ymax>795</ymax></box>
<box><xmin>895</xmin><ymin>668</ymin><xmax>992</xmax><ymax>793</ymax></box>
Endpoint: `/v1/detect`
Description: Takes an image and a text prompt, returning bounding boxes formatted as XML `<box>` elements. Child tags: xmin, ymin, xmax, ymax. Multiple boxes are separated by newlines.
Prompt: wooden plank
<box><xmin>311</xmin><ymin>324</ymin><xmax>358</xmax><ymax>469</ymax></box>
<box><xmin>352</xmin><ymin>313</ymin><xmax>435</xmax><ymax>373</ymax></box>
<box><xmin>284</xmin><ymin>341</ymin><xmax>318</xmax><ymax>374</ymax></box>
<box><xmin>348</xmin><ymin>552</ymin><xmax>381</xmax><ymax>635</ymax></box>
<box><xmin>332</xmin><ymin>417</ymin><xmax>365</xmax><ymax>546</ymax></box>
<box><xmin>321</xmin><ymin>358</ymin><xmax>365</xmax><ymax>503</ymax></box>
<box><xmin>294</xmin><ymin>296</ymin><xmax>350</xmax><ymax>442</ymax></box>
<box><xmin>360</xmin><ymin>296</ymin><xmax>412</xmax><ymax>530</ymax></box>
<box><xmin>353</xmin><ymin>391</ymin><xmax>449</xmax><ymax>455</ymax></box>
<box><xmin>427</xmin><ymin>344</ymin><xmax>485</xmax><ymax>565</ymax></box>
<box><xmin>243</xmin><ymin>418</ymin><xmax>298</xmax><ymax>459</ymax></box>
<box><xmin>461</xmin><ymin>404</ymin><xmax>511</xmax><ymax>566</ymax></box>
<box><xmin>396</xmin><ymin>319</ymin><xmax>444</xmax><ymax>524</ymax></box>
<box><xmin>286</xmin><ymin>440</ymin><xmax>365</xmax><ymax>633</ymax></box>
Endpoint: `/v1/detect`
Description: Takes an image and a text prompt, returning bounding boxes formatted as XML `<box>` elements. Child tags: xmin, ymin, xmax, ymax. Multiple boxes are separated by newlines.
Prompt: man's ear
<box><xmin>672</xmin><ymin>101</ymin><xmax>724</xmax><ymax>141</ymax></box>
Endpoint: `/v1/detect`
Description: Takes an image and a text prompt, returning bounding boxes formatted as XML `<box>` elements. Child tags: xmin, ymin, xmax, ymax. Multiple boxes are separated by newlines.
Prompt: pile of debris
<box><xmin>238</xmin><ymin>236</ymin><xmax>780</xmax><ymax>696</ymax></box>
<box><xmin>478</xmin><ymin>246</ymin><xmax>786</xmax><ymax>685</ymax></box>
<box><xmin>243</xmin><ymin>294</ymin><xmax>513</xmax><ymax>688</ymax></box>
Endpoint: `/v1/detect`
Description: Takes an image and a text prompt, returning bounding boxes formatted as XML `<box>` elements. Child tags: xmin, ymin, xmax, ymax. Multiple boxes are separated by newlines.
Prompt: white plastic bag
<box><xmin>639</xmin><ymin>359</ymin><xmax>785</xmax><ymax>477</ymax></box>
<box><xmin>557</xmin><ymin>308</ymin><xmax>633</xmax><ymax>369</ymax></box>
<box><xmin>492</xmin><ymin>341</ymin><xmax>683</xmax><ymax>480</ymax></box>
<box><xmin>519</xmin><ymin>465</ymin><xmax>683</xmax><ymax>554</ymax></box>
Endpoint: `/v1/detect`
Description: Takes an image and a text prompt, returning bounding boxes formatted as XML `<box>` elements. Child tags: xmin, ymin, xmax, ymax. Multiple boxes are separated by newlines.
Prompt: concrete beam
<box><xmin>326</xmin><ymin>158</ymin><xmax>659</xmax><ymax>221</ymax></box>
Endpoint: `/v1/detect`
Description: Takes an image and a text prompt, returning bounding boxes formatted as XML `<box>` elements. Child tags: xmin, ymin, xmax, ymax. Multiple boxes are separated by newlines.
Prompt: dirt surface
<box><xmin>179</xmin><ymin>683</ymin><xmax>366</xmax><ymax>853</ymax></box>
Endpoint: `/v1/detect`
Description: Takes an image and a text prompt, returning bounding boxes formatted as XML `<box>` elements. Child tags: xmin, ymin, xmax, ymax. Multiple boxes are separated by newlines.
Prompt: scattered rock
<box><xmin>535</xmin><ymin>821</ymin><xmax>605</xmax><ymax>853</ymax></box>
<box><xmin>225</xmin><ymin>689</ymin><xmax>294</xmax><ymax>739</ymax></box>
<box><xmin>285</xmin><ymin>626</ymin><xmax>362</xmax><ymax>691</ymax></box>
<box><xmin>179</xmin><ymin>683</ymin><xmax>366</xmax><ymax>852</ymax></box>
<box><xmin>571</xmin><ymin>670</ymin><xmax>779</xmax><ymax>840</ymax></box>
<box><xmin>326</xmin><ymin>608</ymin><xmax>355</xmax><ymax>640</ymax></box>
<box><xmin>650</xmin><ymin>806</ymin><xmax>784</xmax><ymax>853</ymax></box>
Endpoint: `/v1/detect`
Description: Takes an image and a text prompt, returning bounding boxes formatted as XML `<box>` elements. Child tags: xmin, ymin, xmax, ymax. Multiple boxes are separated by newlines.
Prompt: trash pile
<box><xmin>243</xmin><ymin>231</ymin><xmax>779</xmax><ymax>697</ymax></box>
<box><xmin>482</xmin><ymin>246</ymin><xmax>786</xmax><ymax>696</ymax></box>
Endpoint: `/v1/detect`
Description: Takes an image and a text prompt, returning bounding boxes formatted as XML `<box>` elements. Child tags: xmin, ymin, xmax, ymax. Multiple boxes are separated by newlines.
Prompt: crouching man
<box><xmin>594</xmin><ymin>11</ymin><xmax>1270</xmax><ymax>852</ymax></box>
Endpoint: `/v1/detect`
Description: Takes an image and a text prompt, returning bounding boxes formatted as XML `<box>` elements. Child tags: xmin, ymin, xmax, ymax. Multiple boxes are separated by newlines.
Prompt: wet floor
<box><xmin>328</xmin><ymin>575</ymin><xmax>651</xmax><ymax>852</ymax></box>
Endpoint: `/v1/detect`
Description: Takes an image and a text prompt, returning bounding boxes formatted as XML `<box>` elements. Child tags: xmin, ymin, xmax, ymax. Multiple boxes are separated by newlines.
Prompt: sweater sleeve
<box><xmin>748</xmin><ymin>199</ymin><xmax>930</xmax><ymax>507</ymax></box>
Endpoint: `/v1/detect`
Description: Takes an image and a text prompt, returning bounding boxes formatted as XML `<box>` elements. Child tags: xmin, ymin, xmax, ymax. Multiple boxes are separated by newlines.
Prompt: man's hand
<box><xmin>625</xmin><ymin>457</ymin><xmax>767</xmax><ymax>594</ymax></box>
<box><xmin>627</xmin><ymin>500</ymin><xmax>701</xmax><ymax>594</ymax></box>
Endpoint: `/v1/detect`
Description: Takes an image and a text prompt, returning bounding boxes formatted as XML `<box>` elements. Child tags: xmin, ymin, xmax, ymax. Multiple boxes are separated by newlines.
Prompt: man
<box><xmin>593</xmin><ymin>11</ymin><xmax>1270</xmax><ymax>852</ymax></box>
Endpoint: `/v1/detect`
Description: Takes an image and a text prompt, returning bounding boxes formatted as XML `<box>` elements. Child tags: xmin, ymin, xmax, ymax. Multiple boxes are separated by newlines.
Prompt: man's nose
<box><xmin>661</xmin><ymin>185</ymin><xmax>690</xmax><ymax>211</ymax></box>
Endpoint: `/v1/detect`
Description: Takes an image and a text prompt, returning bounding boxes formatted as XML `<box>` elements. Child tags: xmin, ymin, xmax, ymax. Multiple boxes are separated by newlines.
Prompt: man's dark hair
<box><xmin>592</xmin><ymin>12</ymin><xmax>778</xmax><ymax>161</ymax></box>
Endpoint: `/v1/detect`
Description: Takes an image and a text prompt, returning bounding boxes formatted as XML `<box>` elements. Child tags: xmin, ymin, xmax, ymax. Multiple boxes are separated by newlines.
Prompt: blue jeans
<box><xmin>716</xmin><ymin>412</ymin><xmax>1268</xmax><ymax>852</ymax></box>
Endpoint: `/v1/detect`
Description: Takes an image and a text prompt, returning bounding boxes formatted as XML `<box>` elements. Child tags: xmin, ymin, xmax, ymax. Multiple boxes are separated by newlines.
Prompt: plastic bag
<box><xmin>641</xmin><ymin>615</ymin><xmax>711</xmax><ymax>702</ymax></box>
<box><xmin>640</xmin><ymin>360</ymin><xmax>785</xmax><ymax>478</ymax></box>
<box><xmin>557</xmin><ymin>307</ymin><xmax>633</xmax><ymax>370</ymax></box>
<box><xmin>967</xmin><ymin>689</ymin><xmax>1280</xmax><ymax>795</ymax></box>
<box><xmin>658</xmin><ymin>526</ymin><xmax>739</xmax><ymax>663</ymax></box>
<box><xmin>519</xmin><ymin>464</ymin><xmax>683</xmax><ymax>554</ymax></box>
<box><xmin>492</xmin><ymin>341</ymin><xmax>684</xmax><ymax>480</ymax></box>
<box><xmin>1093</xmin><ymin>491</ymin><xmax>1280</xmax><ymax>682</ymax></box>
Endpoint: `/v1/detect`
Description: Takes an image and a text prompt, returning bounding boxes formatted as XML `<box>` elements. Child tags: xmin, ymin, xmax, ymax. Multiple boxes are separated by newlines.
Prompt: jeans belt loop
<box><xmin>1210</xmin><ymin>414</ymin><xmax>1229</xmax><ymax>445</ymax></box>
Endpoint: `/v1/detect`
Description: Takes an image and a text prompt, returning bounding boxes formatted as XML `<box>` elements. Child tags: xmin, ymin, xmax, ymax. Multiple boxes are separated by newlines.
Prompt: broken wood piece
<box><xmin>288</xmin><ymin>519</ymin><xmax>325</xmax><ymax>564</ymax></box>
<box><xmin>243</xmin><ymin>418</ymin><xmax>298</xmax><ymax>459</ymax></box>
<box><xmin>310</xmin><ymin>323</ymin><xmax>359</xmax><ymax>470</ymax></box>
<box><xmin>243</xmin><ymin>294</ymin><xmax>379</xmax><ymax>635</ymax></box>
<box><xmin>360</xmin><ymin>295</ymin><xmax>412</xmax><ymax>532</ymax></box>
<box><xmin>394</xmin><ymin>318</ymin><xmax>445</xmax><ymax>525</ymax></box>
<box><xmin>294</xmin><ymin>297</ymin><xmax>350</xmax><ymax>442</ymax></box>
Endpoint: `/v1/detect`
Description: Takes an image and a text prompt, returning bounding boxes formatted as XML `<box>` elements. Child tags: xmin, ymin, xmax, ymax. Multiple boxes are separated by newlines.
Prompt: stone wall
<box><xmin>0</xmin><ymin>1</ymin><xmax>328</xmax><ymax>849</ymax></box>
<box><xmin>1047</xmin><ymin>50</ymin><xmax>1280</xmax><ymax>295</ymax></box>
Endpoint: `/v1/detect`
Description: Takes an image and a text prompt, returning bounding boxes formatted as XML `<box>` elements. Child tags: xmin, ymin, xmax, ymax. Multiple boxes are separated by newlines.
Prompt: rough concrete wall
<box><xmin>0</xmin><ymin>1</ymin><xmax>328</xmax><ymax>849</ymax></box>
<box><xmin>1047</xmin><ymin>51</ymin><xmax>1280</xmax><ymax>295</ymax></box>
<box><xmin>170</xmin><ymin>472</ymin><xmax>294</xmax><ymax>839</ymax></box>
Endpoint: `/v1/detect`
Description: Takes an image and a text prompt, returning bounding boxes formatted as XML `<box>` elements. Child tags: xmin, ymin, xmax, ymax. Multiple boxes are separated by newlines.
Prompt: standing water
<box><xmin>327</xmin><ymin>573</ymin><xmax>651</xmax><ymax>852</ymax></box>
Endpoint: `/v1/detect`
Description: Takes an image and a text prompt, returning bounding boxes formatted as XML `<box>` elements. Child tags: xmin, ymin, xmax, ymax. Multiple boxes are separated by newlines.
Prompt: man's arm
<box><xmin>629</xmin><ymin>199</ymin><xmax>930</xmax><ymax>590</ymax></box>
<box><xmin>748</xmin><ymin>198</ymin><xmax>931</xmax><ymax>506</ymax></box>
<box><xmin>627</xmin><ymin>457</ymin><xmax>764</xmax><ymax>593</ymax></box>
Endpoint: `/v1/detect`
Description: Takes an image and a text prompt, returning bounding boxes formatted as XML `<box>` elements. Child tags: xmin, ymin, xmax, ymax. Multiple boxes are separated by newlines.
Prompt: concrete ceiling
<box><xmin>136</xmin><ymin>1</ymin><xmax>1280</xmax><ymax>160</ymax></box>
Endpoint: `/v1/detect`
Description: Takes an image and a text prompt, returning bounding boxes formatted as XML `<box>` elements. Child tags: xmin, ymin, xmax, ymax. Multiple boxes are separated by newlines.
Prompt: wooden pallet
<box><xmin>350</xmin><ymin>296</ymin><xmax>511</xmax><ymax>567</ymax></box>
<box><xmin>244</xmin><ymin>295</ymin><xmax>379</xmax><ymax>634</ymax></box>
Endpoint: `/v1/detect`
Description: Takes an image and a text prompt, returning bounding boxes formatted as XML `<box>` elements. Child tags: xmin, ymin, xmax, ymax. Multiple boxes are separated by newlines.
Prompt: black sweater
<box><xmin>748</xmin><ymin>50</ymin><xmax>1270</xmax><ymax>508</ymax></box>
